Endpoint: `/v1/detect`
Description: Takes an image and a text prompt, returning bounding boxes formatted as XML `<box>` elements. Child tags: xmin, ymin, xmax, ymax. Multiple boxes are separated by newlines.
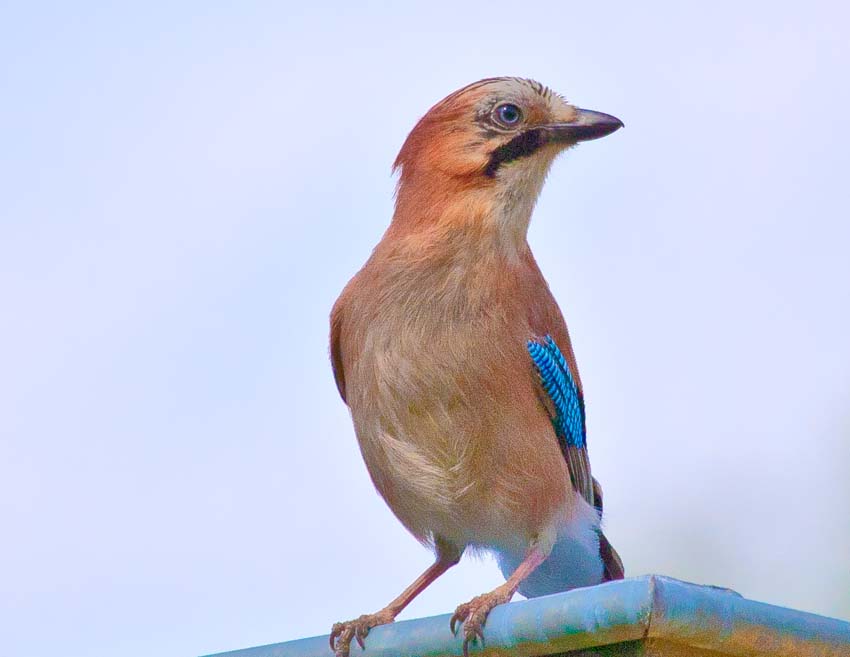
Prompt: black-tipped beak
<box><xmin>543</xmin><ymin>108</ymin><xmax>624</xmax><ymax>143</ymax></box>
<box><xmin>483</xmin><ymin>108</ymin><xmax>624</xmax><ymax>177</ymax></box>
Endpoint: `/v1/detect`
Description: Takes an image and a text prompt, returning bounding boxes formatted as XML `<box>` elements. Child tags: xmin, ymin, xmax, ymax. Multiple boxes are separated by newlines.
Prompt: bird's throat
<box><xmin>390</xmin><ymin>151</ymin><xmax>555</xmax><ymax>262</ymax></box>
<box><xmin>490</xmin><ymin>152</ymin><xmax>556</xmax><ymax>259</ymax></box>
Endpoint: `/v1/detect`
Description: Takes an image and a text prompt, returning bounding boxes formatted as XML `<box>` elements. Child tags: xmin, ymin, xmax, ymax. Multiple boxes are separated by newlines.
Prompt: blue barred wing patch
<box><xmin>527</xmin><ymin>335</ymin><xmax>586</xmax><ymax>449</ymax></box>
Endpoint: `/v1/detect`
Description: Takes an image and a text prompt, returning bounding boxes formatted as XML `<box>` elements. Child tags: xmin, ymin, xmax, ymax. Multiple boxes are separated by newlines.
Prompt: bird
<box><xmin>328</xmin><ymin>77</ymin><xmax>624</xmax><ymax>657</ymax></box>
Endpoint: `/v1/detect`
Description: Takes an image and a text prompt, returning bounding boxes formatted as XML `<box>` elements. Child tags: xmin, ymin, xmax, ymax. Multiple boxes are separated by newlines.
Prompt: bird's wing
<box><xmin>527</xmin><ymin>335</ymin><xmax>594</xmax><ymax>507</ymax></box>
<box><xmin>330</xmin><ymin>304</ymin><xmax>347</xmax><ymax>403</ymax></box>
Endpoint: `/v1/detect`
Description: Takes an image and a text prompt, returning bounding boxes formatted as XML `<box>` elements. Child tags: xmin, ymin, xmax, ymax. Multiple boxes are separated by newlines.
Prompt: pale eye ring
<box><xmin>493</xmin><ymin>103</ymin><xmax>522</xmax><ymax>127</ymax></box>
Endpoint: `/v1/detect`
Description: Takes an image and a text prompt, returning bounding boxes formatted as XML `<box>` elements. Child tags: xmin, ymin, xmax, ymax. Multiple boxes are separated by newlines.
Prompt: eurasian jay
<box><xmin>328</xmin><ymin>77</ymin><xmax>624</xmax><ymax>657</ymax></box>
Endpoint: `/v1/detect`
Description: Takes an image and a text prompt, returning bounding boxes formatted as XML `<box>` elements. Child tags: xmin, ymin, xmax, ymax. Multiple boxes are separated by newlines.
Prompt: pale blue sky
<box><xmin>1</xmin><ymin>2</ymin><xmax>849</xmax><ymax>657</ymax></box>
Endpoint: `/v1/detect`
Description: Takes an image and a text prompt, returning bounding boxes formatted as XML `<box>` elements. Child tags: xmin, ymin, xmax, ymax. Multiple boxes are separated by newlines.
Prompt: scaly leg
<box><xmin>450</xmin><ymin>546</ymin><xmax>548</xmax><ymax>657</ymax></box>
<box><xmin>329</xmin><ymin>540</ymin><xmax>462</xmax><ymax>657</ymax></box>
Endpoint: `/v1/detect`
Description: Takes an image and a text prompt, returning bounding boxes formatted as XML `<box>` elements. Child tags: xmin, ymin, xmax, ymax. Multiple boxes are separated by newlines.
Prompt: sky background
<box><xmin>2</xmin><ymin>2</ymin><xmax>849</xmax><ymax>657</ymax></box>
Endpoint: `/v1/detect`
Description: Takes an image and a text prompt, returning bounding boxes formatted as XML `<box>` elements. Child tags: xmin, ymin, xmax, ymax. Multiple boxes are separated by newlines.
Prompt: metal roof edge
<box><xmin>647</xmin><ymin>575</ymin><xmax>850</xmax><ymax>657</ymax></box>
<box><xmin>203</xmin><ymin>575</ymin><xmax>850</xmax><ymax>657</ymax></box>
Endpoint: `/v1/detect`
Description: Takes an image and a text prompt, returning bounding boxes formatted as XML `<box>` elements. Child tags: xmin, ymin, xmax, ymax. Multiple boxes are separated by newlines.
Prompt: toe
<box><xmin>450</xmin><ymin>601</ymin><xmax>471</xmax><ymax>635</ymax></box>
<box><xmin>451</xmin><ymin>591</ymin><xmax>510</xmax><ymax>655</ymax></box>
<box><xmin>330</xmin><ymin>611</ymin><xmax>396</xmax><ymax>656</ymax></box>
<box><xmin>332</xmin><ymin>633</ymin><xmax>351</xmax><ymax>657</ymax></box>
<box><xmin>354</xmin><ymin>623</ymin><xmax>368</xmax><ymax>650</ymax></box>
<box><xmin>329</xmin><ymin>623</ymin><xmax>342</xmax><ymax>650</ymax></box>
<box><xmin>329</xmin><ymin>622</ymin><xmax>354</xmax><ymax>657</ymax></box>
<box><xmin>461</xmin><ymin>618</ymin><xmax>485</xmax><ymax>655</ymax></box>
<box><xmin>449</xmin><ymin>611</ymin><xmax>461</xmax><ymax>635</ymax></box>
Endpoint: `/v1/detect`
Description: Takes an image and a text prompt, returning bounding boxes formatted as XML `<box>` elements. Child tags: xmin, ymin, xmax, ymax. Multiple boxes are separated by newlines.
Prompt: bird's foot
<box><xmin>450</xmin><ymin>588</ymin><xmax>513</xmax><ymax>657</ymax></box>
<box><xmin>329</xmin><ymin>608</ymin><xmax>395</xmax><ymax>657</ymax></box>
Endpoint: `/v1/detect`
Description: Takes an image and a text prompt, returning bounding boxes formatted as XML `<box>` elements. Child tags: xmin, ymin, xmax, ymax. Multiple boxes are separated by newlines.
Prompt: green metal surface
<box><xmin>203</xmin><ymin>575</ymin><xmax>850</xmax><ymax>657</ymax></box>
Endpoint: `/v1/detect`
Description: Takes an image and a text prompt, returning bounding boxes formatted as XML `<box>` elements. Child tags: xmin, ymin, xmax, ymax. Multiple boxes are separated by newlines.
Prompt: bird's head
<box><xmin>390</xmin><ymin>77</ymin><xmax>622</xmax><ymax>252</ymax></box>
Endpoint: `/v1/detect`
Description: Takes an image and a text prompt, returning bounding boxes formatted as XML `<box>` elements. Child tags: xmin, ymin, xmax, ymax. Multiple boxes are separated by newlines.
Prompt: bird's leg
<box><xmin>450</xmin><ymin>545</ymin><xmax>548</xmax><ymax>657</ymax></box>
<box><xmin>329</xmin><ymin>540</ymin><xmax>462</xmax><ymax>657</ymax></box>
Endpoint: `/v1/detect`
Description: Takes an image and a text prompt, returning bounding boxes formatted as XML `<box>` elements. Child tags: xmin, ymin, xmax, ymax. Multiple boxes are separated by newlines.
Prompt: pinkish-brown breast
<box><xmin>330</xmin><ymin>230</ymin><xmax>579</xmax><ymax>551</ymax></box>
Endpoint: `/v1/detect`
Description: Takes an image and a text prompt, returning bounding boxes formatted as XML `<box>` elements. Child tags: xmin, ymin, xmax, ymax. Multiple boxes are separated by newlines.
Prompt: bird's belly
<box><xmin>347</xmin><ymin>336</ymin><xmax>572</xmax><ymax>550</ymax></box>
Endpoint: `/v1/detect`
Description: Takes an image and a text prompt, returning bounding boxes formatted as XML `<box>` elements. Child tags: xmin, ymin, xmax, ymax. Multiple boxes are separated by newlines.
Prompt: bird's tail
<box><xmin>598</xmin><ymin>531</ymin><xmax>624</xmax><ymax>581</ymax></box>
<box><xmin>592</xmin><ymin>477</ymin><xmax>624</xmax><ymax>581</ymax></box>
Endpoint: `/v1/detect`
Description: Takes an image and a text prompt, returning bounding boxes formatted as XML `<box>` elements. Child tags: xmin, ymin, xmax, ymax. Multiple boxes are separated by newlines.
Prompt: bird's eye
<box><xmin>494</xmin><ymin>103</ymin><xmax>522</xmax><ymax>127</ymax></box>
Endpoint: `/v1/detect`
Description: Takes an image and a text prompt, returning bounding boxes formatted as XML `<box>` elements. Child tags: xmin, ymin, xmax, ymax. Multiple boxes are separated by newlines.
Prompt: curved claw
<box><xmin>461</xmin><ymin>626</ymin><xmax>485</xmax><ymax>657</ymax></box>
<box><xmin>329</xmin><ymin>621</ymin><xmax>355</xmax><ymax>657</ymax></box>
<box><xmin>328</xmin><ymin>611</ymin><xmax>394</xmax><ymax>657</ymax></box>
<box><xmin>329</xmin><ymin>623</ymin><xmax>342</xmax><ymax>651</ymax></box>
<box><xmin>354</xmin><ymin>625</ymin><xmax>367</xmax><ymax>650</ymax></box>
<box><xmin>451</xmin><ymin>589</ymin><xmax>510</xmax><ymax>656</ymax></box>
<box><xmin>450</xmin><ymin>602</ymin><xmax>470</xmax><ymax>636</ymax></box>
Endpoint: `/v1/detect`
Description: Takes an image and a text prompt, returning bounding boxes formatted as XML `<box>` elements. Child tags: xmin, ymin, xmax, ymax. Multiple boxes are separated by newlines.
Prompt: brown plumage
<box><xmin>329</xmin><ymin>77</ymin><xmax>624</xmax><ymax>657</ymax></box>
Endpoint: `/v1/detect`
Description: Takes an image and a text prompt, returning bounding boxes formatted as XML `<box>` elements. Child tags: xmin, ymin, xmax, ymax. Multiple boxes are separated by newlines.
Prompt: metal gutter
<box><xmin>203</xmin><ymin>575</ymin><xmax>850</xmax><ymax>657</ymax></box>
